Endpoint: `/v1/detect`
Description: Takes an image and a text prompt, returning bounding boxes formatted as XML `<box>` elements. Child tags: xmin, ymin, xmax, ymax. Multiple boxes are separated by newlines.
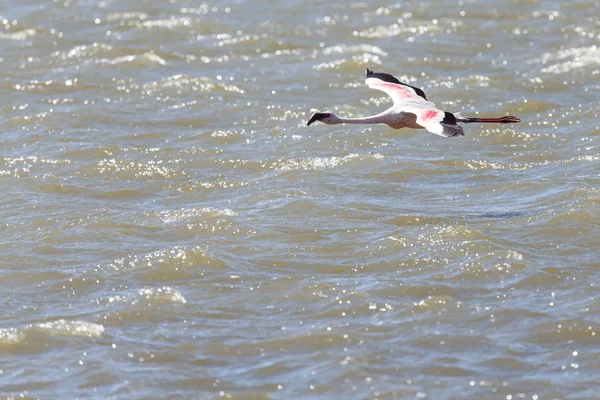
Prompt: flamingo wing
<box><xmin>365</xmin><ymin>69</ymin><xmax>463</xmax><ymax>137</ymax></box>
<box><xmin>403</xmin><ymin>107</ymin><xmax>464</xmax><ymax>137</ymax></box>
<box><xmin>365</xmin><ymin>68</ymin><xmax>428</xmax><ymax>103</ymax></box>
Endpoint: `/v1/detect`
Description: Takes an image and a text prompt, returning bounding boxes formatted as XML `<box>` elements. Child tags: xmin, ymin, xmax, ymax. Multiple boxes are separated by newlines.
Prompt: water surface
<box><xmin>1</xmin><ymin>0</ymin><xmax>599</xmax><ymax>399</ymax></box>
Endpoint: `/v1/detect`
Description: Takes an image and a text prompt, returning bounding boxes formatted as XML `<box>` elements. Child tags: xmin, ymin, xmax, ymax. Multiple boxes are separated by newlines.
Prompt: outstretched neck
<box><xmin>333</xmin><ymin>112</ymin><xmax>391</xmax><ymax>125</ymax></box>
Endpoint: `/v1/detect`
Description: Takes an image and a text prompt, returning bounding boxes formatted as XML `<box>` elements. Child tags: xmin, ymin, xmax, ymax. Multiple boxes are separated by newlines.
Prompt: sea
<box><xmin>0</xmin><ymin>0</ymin><xmax>599</xmax><ymax>399</ymax></box>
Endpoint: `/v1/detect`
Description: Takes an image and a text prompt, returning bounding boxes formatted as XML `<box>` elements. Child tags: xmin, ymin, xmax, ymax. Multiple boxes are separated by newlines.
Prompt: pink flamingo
<box><xmin>307</xmin><ymin>69</ymin><xmax>520</xmax><ymax>137</ymax></box>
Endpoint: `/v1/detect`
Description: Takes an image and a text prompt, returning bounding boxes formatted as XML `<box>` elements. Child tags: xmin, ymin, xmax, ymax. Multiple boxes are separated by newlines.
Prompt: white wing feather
<box><xmin>366</xmin><ymin>76</ymin><xmax>462</xmax><ymax>136</ymax></box>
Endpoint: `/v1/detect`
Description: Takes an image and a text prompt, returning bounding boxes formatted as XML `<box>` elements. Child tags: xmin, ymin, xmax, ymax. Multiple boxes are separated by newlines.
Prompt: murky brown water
<box><xmin>1</xmin><ymin>0</ymin><xmax>599</xmax><ymax>399</ymax></box>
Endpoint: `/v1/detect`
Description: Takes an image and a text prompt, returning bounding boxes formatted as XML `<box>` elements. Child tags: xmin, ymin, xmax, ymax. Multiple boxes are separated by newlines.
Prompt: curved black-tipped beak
<box><xmin>307</xmin><ymin>112</ymin><xmax>328</xmax><ymax>126</ymax></box>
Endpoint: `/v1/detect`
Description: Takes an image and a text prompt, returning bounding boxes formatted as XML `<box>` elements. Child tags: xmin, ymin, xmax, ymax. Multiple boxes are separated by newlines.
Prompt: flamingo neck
<box><xmin>334</xmin><ymin>112</ymin><xmax>390</xmax><ymax>125</ymax></box>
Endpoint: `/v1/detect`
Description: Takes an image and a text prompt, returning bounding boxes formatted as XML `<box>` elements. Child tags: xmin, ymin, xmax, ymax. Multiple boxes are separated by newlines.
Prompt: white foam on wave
<box><xmin>321</xmin><ymin>44</ymin><xmax>388</xmax><ymax>57</ymax></box>
<box><xmin>534</xmin><ymin>46</ymin><xmax>599</xmax><ymax>74</ymax></box>
<box><xmin>32</xmin><ymin>319</ymin><xmax>105</xmax><ymax>338</ymax></box>
<box><xmin>0</xmin><ymin>29</ymin><xmax>36</xmax><ymax>40</ymax></box>
<box><xmin>313</xmin><ymin>59</ymin><xmax>347</xmax><ymax>71</ymax></box>
<box><xmin>0</xmin><ymin>328</ymin><xmax>25</xmax><ymax>344</ymax></box>
<box><xmin>141</xmin><ymin>17</ymin><xmax>193</xmax><ymax>30</ymax></box>
<box><xmin>1</xmin><ymin>156</ymin><xmax>71</xmax><ymax>167</ymax></box>
<box><xmin>60</xmin><ymin>43</ymin><xmax>113</xmax><ymax>60</ymax></box>
<box><xmin>353</xmin><ymin>21</ymin><xmax>442</xmax><ymax>39</ymax></box>
<box><xmin>105</xmin><ymin>286</ymin><xmax>187</xmax><ymax>305</ymax></box>
<box><xmin>99</xmin><ymin>52</ymin><xmax>167</xmax><ymax>66</ymax></box>
<box><xmin>276</xmin><ymin>153</ymin><xmax>384</xmax><ymax>171</ymax></box>
<box><xmin>313</xmin><ymin>44</ymin><xmax>388</xmax><ymax>70</ymax></box>
<box><xmin>154</xmin><ymin>207</ymin><xmax>237</xmax><ymax>224</ymax></box>
<box><xmin>94</xmin><ymin>245</ymin><xmax>213</xmax><ymax>276</ymax></box>
<box><xmin>106</xmin><ymin>12</ymin><xmax>148</xmax><ymax>22</ymax></box>
<box><xmin>142</xmin><ymin>75</ymin><xmax>244</xmax><ymax>95</ymax></box>
<box><xmin>0</xmin><ymin>156</ymin><xmax>72</xmax><ymax>177</ymax></box>
<box><xmin>96</xmin><ymin>158</ymin><xmax>181</xmax><ymax>179</ymax></box>
<box><xmin>138</xmin><ymin>287</ymin><xmax>187</xmax><ymax>304</ymax></box>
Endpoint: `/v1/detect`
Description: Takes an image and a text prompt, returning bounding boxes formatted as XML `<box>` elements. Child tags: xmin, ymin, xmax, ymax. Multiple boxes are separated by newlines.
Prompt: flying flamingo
<box><xmin>307</xmin><ymin>69</ymin><xmax>520</xmax><ymax>137</ymax></box>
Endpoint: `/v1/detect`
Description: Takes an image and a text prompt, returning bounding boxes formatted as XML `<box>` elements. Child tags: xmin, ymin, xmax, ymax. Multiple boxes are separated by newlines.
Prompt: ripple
<box><xmin>412</xmin><ymin>334</ymin><xmax>492</xmax><ymax>350</ymax></box>
<box><xmin>526</xmin><ymin>320</ymin><xmax>598</xmax><ymax>344</ymax></box>
<box><xmin>148</xmin><ymin>207</ymin><xmax>237</xmax><ymax>225</ymax></box>
<box><xmin>101</xmin><ymin>286</ymin><xmax>187</xmax><ymax>306</ymax></box>
<box><xmin>421</xmin><ymin>365</ymin><xmax>475</xmax><ymax>377</ymax></box>
<box><xmin>0</xmin><ymin>28</ymin><xmax>36</xmax><ymax>40</ymax></box>
<box><xmin>140</xmin><ymin>16</ymin><xmax>195</xmax><ymax>30</ymax></box>
<box><xmin>55</xmin><ymin>42</ymin><xmax>114</xmax><ymax>61</ymax></box>
<box><xmin>534</xmin><ymin>45</ymin><xmax>600</xmax><ymax>74</ymax></box>
<box><xmin>95</xmin><ymin>158</ymin><xmax>185</xmax><ymax>179</ymax></box>
<box><xmin>93</xmin><ymin>246</ymin><xmax>226</xmax><ymax>280</ymax></box>
<box><xmin>0</xmin><ymin>328</ymin><xmax>26</xmax><ymax>345</ymax></box>
<box><xmin>0</xmin><ymin>156</ymin><xmax>71</xmax><ymax>178</ymax></box>
<box><xmin>320</xmin><ymin>44</ymin><xmax>388</xmax><ymax>57</ymax></box>
<box><xmin>273</xmin><ymin>153</ymin><xmax>384</xmax><ymax>171</ymax></box>
<box><xmin>99</xmin><ymin>52</ymin><xmax>167</xmax><ymax>66</ymax></box>
<box><xmin>480</xmin><ymin>356</ymin><xmax>528</xmax><ymax>371</ymax></box>
<box><xmin>139</xmin><ymin>74</ymin><xmax>245</xmax><ymax>96</ymax></box>
<box><xmin>106</xmin><ymin>11</ymin><xmax>148</xmax><ymax>22</ymax></box>
<box><xmin>31</xmin><ymin>320</ymin><xmax>105</xmax><ymax>338</ymax></box>
<box><xmin>138</xmin><ymin>287</ymin><xmax>187</xmax><ymax>304</ymax></box>
<box><xmin>411</xmin><ymin>295</ymin><xmax>456</xmax><ymax>311</ymax></box>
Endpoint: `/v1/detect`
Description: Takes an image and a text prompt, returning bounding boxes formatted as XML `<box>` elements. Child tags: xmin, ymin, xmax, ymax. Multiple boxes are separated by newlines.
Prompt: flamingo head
<box><xmin>307</xmin><ymin>112</ymin><xmax>340</xmax><ymax>126</ymax></box>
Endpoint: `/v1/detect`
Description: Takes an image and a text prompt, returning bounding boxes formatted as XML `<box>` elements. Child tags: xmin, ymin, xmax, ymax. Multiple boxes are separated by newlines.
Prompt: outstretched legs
<box><xmin>456</xmin><ymin>115</ymin><xmax>521</xmax><ymax>124</ymax></box>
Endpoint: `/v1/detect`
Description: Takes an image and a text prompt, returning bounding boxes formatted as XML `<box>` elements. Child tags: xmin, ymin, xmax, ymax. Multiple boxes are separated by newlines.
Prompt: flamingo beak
<box><xmin>307</xmin><ymin>112</ymin><xmax>328</xmax><ymax>126</ymax></box>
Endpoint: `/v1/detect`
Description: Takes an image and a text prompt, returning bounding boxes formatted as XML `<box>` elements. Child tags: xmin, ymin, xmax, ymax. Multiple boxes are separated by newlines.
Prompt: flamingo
<box><xmin>307</xmin><ymin>69</ymin><xmax>520</xmax><ymax>137</ymax></box>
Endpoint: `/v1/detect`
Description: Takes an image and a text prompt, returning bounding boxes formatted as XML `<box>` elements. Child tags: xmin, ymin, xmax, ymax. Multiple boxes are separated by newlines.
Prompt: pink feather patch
<box><xmin>377</xmin><ymin>82</ymin><xmax>414</xmax><ymax>98</ymax></box>
<box><xmin>422</xmin><ymin>110</ymin><xmax>440</xmax><ymax>121</ymax></box>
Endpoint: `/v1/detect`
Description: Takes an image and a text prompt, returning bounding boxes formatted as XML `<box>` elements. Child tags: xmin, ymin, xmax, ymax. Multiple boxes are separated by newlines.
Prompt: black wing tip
<box><xmin>365</xmin><ymin>68</ymin><xmax>427</xmax><ymax>100</ymax></box>
<box><xmin>442</xmin><ymin>112</ymin><xmax>457</xmax><ymax>125</ymax></box>
<box><xmin>366</xmin><ymin>69</ymin><xmax>401</xmax><ymax>84</ymax></box>
<box><xmin>443</xmin><ymin>126</ymin><xmax>465</xmax><ymax>137</ymax></box>
<box><xmin>414</xmin><ymin>88</ymin><xmax>427</xmax><ymax>100</ymax></box>
<box><xmin>441</xmin><ymin>112</ymin><xmax>464</xmax><ymax>137</ymax></box>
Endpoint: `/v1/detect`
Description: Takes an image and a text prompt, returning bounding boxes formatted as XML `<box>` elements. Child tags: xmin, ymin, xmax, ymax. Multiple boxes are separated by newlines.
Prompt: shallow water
<box><xmin>1</xmin><ymin>0</ymin><xmax>599</xmax><ymax>399</ymax></box>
